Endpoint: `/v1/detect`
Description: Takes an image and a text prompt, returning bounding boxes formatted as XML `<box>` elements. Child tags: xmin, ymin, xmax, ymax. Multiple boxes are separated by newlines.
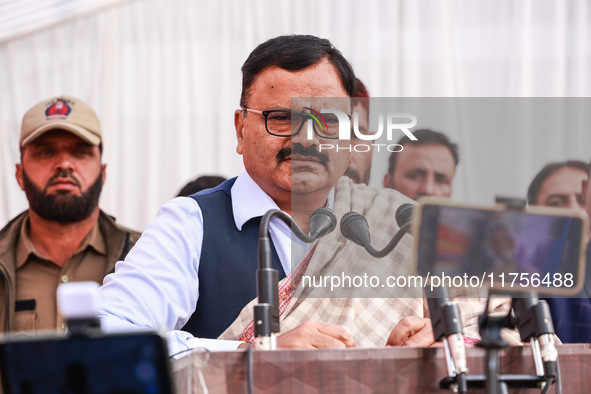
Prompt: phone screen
<box><xmin>414</xmin><ymin>202</ymin><xmax>587</xmax><ymax>295</ymax></box>
<box><xmin>0</xmin><ymin>332</ymin><xmax>173</xmax><ymax>394</ymax></box>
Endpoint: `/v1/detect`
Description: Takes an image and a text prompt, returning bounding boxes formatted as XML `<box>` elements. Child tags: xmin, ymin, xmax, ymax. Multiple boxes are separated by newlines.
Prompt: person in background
<box><xmin>344</xmin><ymin>78</ymin><xmax>373</xmax><ymax>185</ymax></box>
<box><xmin>383</xmin><ymin>129</ymin><xmax>459</xmax><ymax>200</ymax></box>
<box><xmin>0</xmin><ymin>96</ymin><xmax>141</xmax><ymax>333</ymax></box>
<box><xmin>177</xmin><ymin>175</ymin><xmax>227</xmax><ymax>197</ymax></box>
<box><xmin>528</xmin><ymin>159</ymin><xmax>591</xmax><ymax>342</ymax></box>
<box><xmin>527</xmin><ymin>160</ymin><xmax>589</xmax><ymax>212</ymax></box>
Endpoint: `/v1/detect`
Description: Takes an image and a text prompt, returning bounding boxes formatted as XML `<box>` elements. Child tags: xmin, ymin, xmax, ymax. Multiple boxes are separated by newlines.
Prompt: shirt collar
<box><xmin>84</xmin><ymin>220</ymin><xmax>107</xmax><ymax>256</ymax></box>
<box><xmin>231</xmin><ymin>170</ymin><xmax>335</xmax><ymax>230</ymax></box>
<box><xmin>232</xmin><ymin>170</ymin><xmax>281</xmax><ymax>230</ymax></box>
<box><xmin>15</xmin><ymin>214</ymin><xmax>107</xmax><ymax>269</ymax></box>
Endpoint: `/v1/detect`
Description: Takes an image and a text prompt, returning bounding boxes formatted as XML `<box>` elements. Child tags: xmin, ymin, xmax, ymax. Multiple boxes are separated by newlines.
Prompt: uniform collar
<box><xmin>15</xmin><ymin>213</ymin><xmax>106</xmax><ymax>268</ymax></box>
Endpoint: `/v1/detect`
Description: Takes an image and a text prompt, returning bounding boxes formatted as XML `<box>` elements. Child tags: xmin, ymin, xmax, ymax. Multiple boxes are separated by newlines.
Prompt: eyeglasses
<box><xmin>242</xmin><ymin>108</ymin><xmax>351</xmax><ymax>139</ymax></box>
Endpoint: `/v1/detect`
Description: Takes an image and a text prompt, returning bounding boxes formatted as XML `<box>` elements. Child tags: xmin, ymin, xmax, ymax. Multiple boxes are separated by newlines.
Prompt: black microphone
<box><xmin>255</xmin><ymin>207</ymin><xmax>337</xmax><ymax>349</ymax></box>
<box><xmin>512</xmin><ymin>295</ymin><xmax>558</xmax><ymax>381</ymax></box>
<box><xmin>308</xmin><ymin>207</ymin><xmax>338</xmax><ymax>240</ymax></box>
<box><xmin>340</xmin><ymin>212</ymin><xmax>371</xmax><ymax>247</ymax></box>
<box><xmin>427</xmin><ymin>287</ymin><xmax>468</xmax><ymax>394</ymax></box>
<box><xmin>339</xmin><ymin>204</ymin><xmax>414</xmax><ymax>258</ymax></box>
<box><xmin>395</xmin><ymin>203</ymin><xmax>414</xmax><ymax>227</ymax></box>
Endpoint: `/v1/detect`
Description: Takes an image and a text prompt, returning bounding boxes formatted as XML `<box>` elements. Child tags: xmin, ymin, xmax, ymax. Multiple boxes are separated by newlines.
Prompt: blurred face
<box><xmin>383</xmin><ymin>143</ymin><xmax>455</xmax><ymax>200</ymax></box>
<box><xmin>344</xmin><ymin>103</ymin><xmax>372</xmax><ymax>184</ymax></box>
<box><xmin>490</xmin><ymin>226</ymin><xmax>515</xmax><ymax>250</ymax></box>
<box><xmin>235</xmin><ymin>60</ymin><xmax>351</xmax><ymax>207</ymax></box>
<box><xmin>535</xmin><ymin>167</ymin><xmax>587</xmax><ymax>212</ymax></box>
<box><xmin>16</xmin><ymin>130</ymin><xmax>105</xmax><ymax>223</ymax></box>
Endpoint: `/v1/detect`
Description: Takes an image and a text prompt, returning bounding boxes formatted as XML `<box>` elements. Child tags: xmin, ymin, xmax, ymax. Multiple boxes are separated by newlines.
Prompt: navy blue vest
<box><xmin>181</xmin><ymin>178</ymin><xmax>286</xmax><ymax>338</ymax></box>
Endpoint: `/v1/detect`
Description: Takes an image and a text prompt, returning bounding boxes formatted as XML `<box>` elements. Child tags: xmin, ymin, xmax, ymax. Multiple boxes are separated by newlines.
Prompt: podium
<box><xmin>172</xmin><ymin>344</ymin><xmax>591</xmax><ymax>393</ymax></box>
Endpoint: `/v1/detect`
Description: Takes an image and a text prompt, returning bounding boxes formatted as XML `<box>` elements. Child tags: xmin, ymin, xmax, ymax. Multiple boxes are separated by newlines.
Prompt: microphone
<box><xmin>339</xmin><ymin>203</ymin><xmax>414</xmax><ymax>258</ymax></box>
<box><xmin>340</xmin><ymin>212</ymin><xmax>371</xmax><ymax>247</ymax></box>
<box><xmin>427</xmin><ymin>287</ymin><xmax>468</xmax><ymax>394</ymax></box>
<box><xmin>395</xmin><ymin>203</ymin><xmax>414</xmax><ymax>227</ymax></box>
<box><xmin>308</xmin><ymin>207</ymin><xmax>338</xmax><ymax>239</ymax></box>
<box><xmin>255</xmin><ymin>207</ymin><xmax>337</xmax><ymax>349</ymax></box>
<box><xmin>57</xmin><ymin>281</ymin><xmax>102</xmax><ymax>336</ymax></box>
<box><xmin>512</xmin><ymin>295</ymin><xmax>558</xmax><ymax>381</ymax></box>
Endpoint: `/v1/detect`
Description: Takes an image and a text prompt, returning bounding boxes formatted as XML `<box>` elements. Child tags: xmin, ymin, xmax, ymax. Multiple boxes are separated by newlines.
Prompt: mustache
<box><xmin>45</xmin><ymin>169</ymin><xmax>81</xmax><ymax>191</ymax></box>
<box><xmin>276</xmin><ymin>144</ymin><xmax>330</xmax><ymax>166</ymax></box>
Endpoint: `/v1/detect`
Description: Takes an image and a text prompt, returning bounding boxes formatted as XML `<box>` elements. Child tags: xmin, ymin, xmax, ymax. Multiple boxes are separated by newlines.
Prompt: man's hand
<box><xmin>386</xmin><ymin>316</ymin><xmax>436</xmax><ymax>347</ymax></box>
<box><xmin>277</xmin><ymin>321</ymin><xmax>357</xmax><ymax>349</ymax></box>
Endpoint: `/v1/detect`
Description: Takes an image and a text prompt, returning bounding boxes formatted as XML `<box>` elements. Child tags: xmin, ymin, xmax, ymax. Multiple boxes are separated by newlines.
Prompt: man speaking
<box><xmin>99</xmin><ymin>35</ymin><xmax>504</xmax><ymax>352</ymax></box>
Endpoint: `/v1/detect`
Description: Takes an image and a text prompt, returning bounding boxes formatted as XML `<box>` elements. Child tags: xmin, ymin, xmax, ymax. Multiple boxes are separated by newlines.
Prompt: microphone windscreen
<box><xmin>340</xmin><ymin>212</ymin><xmax>371</xmax><ymax>246</ymax></box>
<box><xmin>309</xmin><ymin>207</ymin><xmax>337</xmax><ymax>238</ymax></box>
<box><xmin>395</xmin><ymin>203</ymin><xmax>414</xmax><ymax>228</ymax></box>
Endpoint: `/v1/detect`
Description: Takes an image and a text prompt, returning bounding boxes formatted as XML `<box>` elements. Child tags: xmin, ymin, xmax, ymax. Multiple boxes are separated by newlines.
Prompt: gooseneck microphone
<box><xmin>255</xmin><ymin>207</ymin><xmax>337</xmax><ymax>349</ymax></box>
<box><xmin>340</xmin><ymin>203</ymin><xmax>414</xmax><ymax>258</ymax></box>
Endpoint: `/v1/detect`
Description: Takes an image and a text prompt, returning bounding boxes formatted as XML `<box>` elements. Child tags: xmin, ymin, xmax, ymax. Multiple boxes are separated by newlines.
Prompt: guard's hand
<box><xmin>277</xmin><ymin>321</ymin><xmax>357</xmax><ymax>349</ymax></box>
<box><xmin>386</xmin><ymin>316</ymin><xmax>436</xmax><ymax>347</ymax></box>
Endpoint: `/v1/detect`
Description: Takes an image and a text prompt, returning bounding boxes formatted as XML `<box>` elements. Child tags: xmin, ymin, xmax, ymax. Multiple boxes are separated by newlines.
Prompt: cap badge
<box><xmin>45</xmin><ymin>99</ymin><xmax>73</xmax><ymax>120</ymax></box>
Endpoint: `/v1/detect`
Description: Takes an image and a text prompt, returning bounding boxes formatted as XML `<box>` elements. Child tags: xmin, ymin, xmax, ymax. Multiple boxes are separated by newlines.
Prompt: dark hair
<box><xmin>177</xmin><ymin>175</ymin><xmax>227</xmax><ymax>197</ymax></box>
<box><xmin>352</xmin><ymin>77</ymin><xmax>370</xmax><ymax>112</ymax></box>
<box><xmin>526</xmin><ymin>160</ymin><xmax>589</xmax><ymax>204</ymax></box>
<box><xmin>387</xmin><ymin>129</ymin><xmax>460</xmax><ymax>175</ymax></box>
<box><xmin>240</xmin><ymin>35</ymin><xmax>356</xmax><ymax>108</ymax></box>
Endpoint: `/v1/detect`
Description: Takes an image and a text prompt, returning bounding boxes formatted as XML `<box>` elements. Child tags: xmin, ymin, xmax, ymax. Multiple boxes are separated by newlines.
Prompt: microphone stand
<box><xmin>254</xmin><ymin>208</ymin><xmax>336</xmax><ymax>350</ymax></box>
<box><xmin>435</xmin><ymin>292</ymin><xmax>560</xmax><ymax>394</ymax></box>
<box><xmin>452</xmin><ymin>197</ymin><xmax>561</xmax><ymax>393</ymax></box>
<box><xmin>455</xmin><ymin>291</ymin><xmax>559</xmax><ymax>394</ymax></box>
<box><xmin>340</xmin><ymin>212</ymin><xmax>411</xmax><ymax>258</ymax></box>
<box><xmin>511</xmin><ymin>293</ymin><xmax>559</xmax><ymax>392</ymax></box>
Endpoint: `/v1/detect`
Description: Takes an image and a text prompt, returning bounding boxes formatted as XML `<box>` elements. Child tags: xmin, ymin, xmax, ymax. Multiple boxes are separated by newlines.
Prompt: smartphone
<box><xmin>0</xmin><ymin>331</ymin><xmax>174</xmax><ymax>394</ymax></box>
<box><xmin>411</xmin><ymin>198</ymin><xmax>588</xmax><ymax>296</ymax></box>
